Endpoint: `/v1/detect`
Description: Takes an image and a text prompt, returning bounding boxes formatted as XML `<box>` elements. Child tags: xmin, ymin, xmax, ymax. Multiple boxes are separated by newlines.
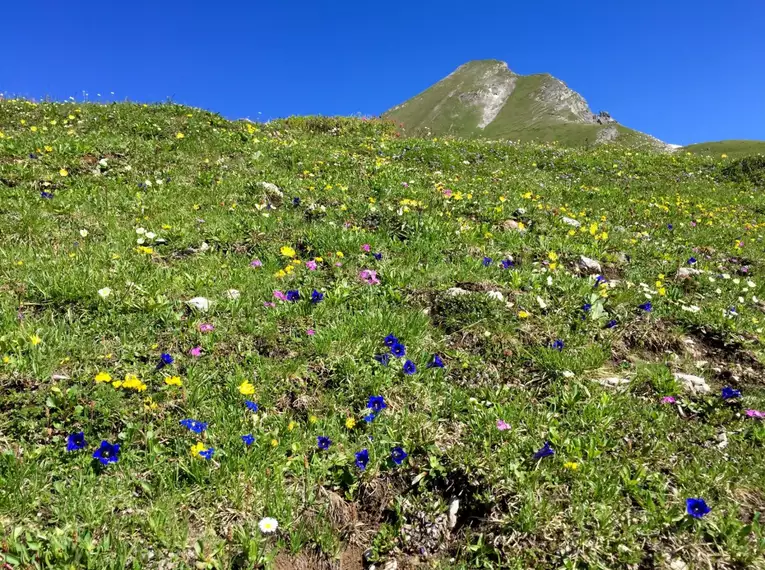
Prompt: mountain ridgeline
<box><xmin>384</xmin><ymin>60</ymin><xmax>670</xmax><ymax>150</ymax></box>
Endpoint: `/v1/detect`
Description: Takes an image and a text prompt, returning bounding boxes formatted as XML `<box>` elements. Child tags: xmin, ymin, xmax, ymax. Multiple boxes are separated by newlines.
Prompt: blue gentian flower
<box><xmin>687</xmin><ymin>257</ymin><xmax>697</xmax><ymax>265</ymax></box>
<box><xmin>606</xmin><ymin>319</ymin><xmax>618</xmax><ymax>329</ymax></box>
<box><xmin>390</xmin><ymin>343</ymin><xmax>406</xmax><ymax>358</ymax></box>
<box><xmin>482</xmin><ymin>256</ymin><xmax>493</xmax><ymax>267</ymax></box>
<box><xmin>311</xmin><ymin>289</ymin><xmax>324</xmax><ymax>304</ymax></box>
<box><xmin>728</xmin><ymin>306</ymin><xmax>738</xmax><ymax>316</ymax></box>
<box><xmin>384</xmin><ymin>334</ymin><xmax>398</xmax><ymax>348</ymax></box>
<box><xmin>427</xmin><ymin>354</ymin><xmax>445</xmax><ymax>369</ymax></box>
<box><xmin>533</xmin><ymin>441</ymin><xmax>555</xmax><ymax>460</ymax></box>
<box><xmin>245</xmin><ymin>400</ymin><xmax>260</xmax><ymax>412</ymax></box>
<box><xmin>199</xmin><ymin>448</ymin><xmax>215</xmax><ymax>460</ymax></box>
<box><xmin>66</xmin><ymin>432</ymin><xmax>86</xmax><ymax>452</ymax></box>
<box><xmin>403</xmin><ymin>360</ymin><xmax>417</xmax><ymax>375</ymax></box>
<box><xmin>639</xmin><ymin>302</ymin><xmax>653</xmax><ymax>312</ymax></box>
<box><xmin>501</xmin><ymin>259</ymin><xmax>514</xmax><ymax>269</ymax></box>
<box><xmin>29</xmin><ymin>153</ymin><xmax>38</xmax><ymax>159</ymax></box>
<box><xmin>550</xmin><ymin>339</ymin><xmax>564</xmax><ymax>351</ymax></box>
<box><xmin>180</xmin><ymin>419</ymin><xmax>208</xmax><ymax>433</ymax></box>
<box><xmin>721</xmin><ymin>387</ymin><xmax>741</xmax><ymax>400</ymax></box>
<box><xmin>367</xmin><ymin>396</ymin><xmax>387</xmax><ymax>413</ymax></box>
<box><xmin>286</xmin><ymin>290</ymin><xmax>300</xmax><ymax>302</ymax></box>
<box><xmin>373</xmin><ymin>353</ymin><xmax>390</xmax><ymax>366</ymax></box>
<box><xmin>40</xmin><ymin>191</ymin><xmax>54</xmax><ymax>199</ymax></box>
<box><xmin>354</xmin><ymin>449</ymin><xmax>369</xmax><ymax>470</ymax></box>
<box><xmin>363</xmin><ymin>413</ymin><xmax>376</xmax><ymax>423</ymax></box>
<box><xmin>686</xmin><ymin>498</ymin><xmax>711</xmax><ymax>519</ymax></box>
<box><xmin>242</xmin><ymin>434</ymin><xmax>255</xmax><ymax>446</ymax></box>
<box><xmin>391</xmin><ymin>446</ymin><xmax>408</xmax><ymax>465</ymax></box>
<box><xmin>594</xmin><ymin>275</ymin><xmax>607</xmax><ymax>286</ymax></box>
<box><xmin>292</xmin><ymin>197</ymin><xmax>301</xmax><ymax>206</ymax></box>
<box><xmin>667</xmin><ymin>224</ymin><xmax>673</xmax><ymax>230</ymax></box>
<box><xmin>93</xmin><ymin>440</ymin><xmax>120</xmax><ymax>465</ymax></box>
<box><xmin>583</xmin><ymin>303</ymin><xmax>592</xmax><ymax>312</ymax></box>
<box><xmin>373</xmin><ymin>252</ymin><xmax>383</xmax><ymax>260</ymax></box>
<box><xmin>156</xmin><ymin>352</ymin><xmax>174</xmax><ymax>369</ymax></box>
<box><xmin>317</xmin><ymin>436</ymin><xmax>332</xmax><ymax>450</ymax></box>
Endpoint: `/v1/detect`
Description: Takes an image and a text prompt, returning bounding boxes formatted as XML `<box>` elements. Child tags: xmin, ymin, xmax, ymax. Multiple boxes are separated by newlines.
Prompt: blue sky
<box><xmin>3</xmin><ymin>0</ymin><xmax>763</xmax><ymax>145</ymax></box>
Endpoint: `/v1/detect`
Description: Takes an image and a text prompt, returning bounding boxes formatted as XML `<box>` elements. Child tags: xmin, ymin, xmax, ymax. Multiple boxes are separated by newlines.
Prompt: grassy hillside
<box><xmin>683</xmin><ymin>140</ymin><xmax>765</xmax><ymax>159</ymax></box>
<box><xmin>2</xmin><ymin>101</ymin><xmax>765</xmax><ymax>569</ymax></box>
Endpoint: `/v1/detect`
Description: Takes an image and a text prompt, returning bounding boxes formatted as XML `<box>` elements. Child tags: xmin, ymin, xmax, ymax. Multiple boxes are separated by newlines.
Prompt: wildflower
<box><xmin>403</xmin><ymin>360</ymin><xmax>417</xmax><ymax>375</ymax></box>
<box><xmin>550</xmin><ymin>339</ymin><xmax>564</xmax><ymax>351</ymax></box>
<box><xmin>482</xmin><ymin>256</ymin><xmax>493</xmax><ymax>267</ymax></box>
<box><xmin>373</xmin><ymin>353</ymin><xmax>390</xmax><ymax>366</ymax></box>
<box><xmin>345</xmin><ymin>417</ymin><xmax>356</xmax><ymax>429</ymax></box>
<box><xmin>95</xmin><ymin>371</ymin><xmax>112</xmax><ymax>384</ymax></box>
<box><xmin>582</xmin><ymin>303</ymin><xmax>592</xmax><ymax>313</ymax></box>
<box><xmin>533</xmin><ymin>441</ymin><xmax>555</xmax><ymax>460</ymax></box>
<box><xmin>317</xmin><ymin>436</ymin><xmax>332</xmax><ymax>450</ymax></box>
<box><xmin>661</xmin><ymin>396</ymin><xmax>676</xmax><ymax>404</ymax></box>
<box><xmin>273</xmin><ymin>290</ymin><xmax>287</xmax><ymax>301</ymax></box>
<box><xmin>190</xmin><ymin>346</ymin><xmax>202</xmax><ymax>357</ymax></box>
<box><xmin>66</xmin><ymin>432</ymin><xmax>86</xmax><ymax>452</ymax></box>
<box><xmin>687</xmin><ymin>257</ymin><xmax>697</xmax><ymax>265</ymax></box>
<box><xmin>165</xmin><ymin>376</ymin><xmax>183</xmax><ymax>387</ymax></box>
<box><xmin>121</xmin><ymin>374</ymin><xmax>147</xmax><ymax>392</ymax></box>
<box><xmin>250</xmin><ymin>259</ymin><xmax>263</xmax><ymax>267</ymax></box>
<box><xmin>199</xmin><ymin>448</ymin><xmax>214</xmax><ymax>460</ymax></box>
<box><xmin>29</xmin><ymin>334</ymin><xmax>42</xmax><ymax>346</ymax></box>
<box><xmin>501</xmin><ymin>259</ymin><xmax>514</xmax><ymax>269</ymax></box>
<box><xmin>391</xmin><ymin>446</ymin><xmax>408</xmax><ymax>465</ymax></box>
<box><xmin>286</xmin><ymin>290</ymin><xmax>300</xmax><ymax>302</ymax></box>
<box><xmin>686</xmin><ymin>498</ymin><xmax>711</xmax><ymax>519</ymax></box>
<box><xmin>180</xmin><ymin>419</ymin><xmax>208</xmax><ymax>434</ymax></box>
<box><xmin>362</xmin><ymin>244</ymin><xmax>371</xmax><ymax>252</ymax></box>
<box><xmin>638</xmin><ymin>302</ymin><xmax>653</xmax><ymax>312</ymax></box>
<box><xmin>158</xmin><ymin>353</ymin><xmax>174</xmax><ymax>368</ymax></box>
<box><xmin>518</xmin><ymin>310</ymin><xmax>530</xmax><ymax>319</ymax></box>
<box><xmin>358</xmin><ymin>269</ymin><xmax>380</xmax><ymax>285</ymax></box>
<box><xmin>746</xmin><ymin>409</ymin><xmax>765</xmax><ymax>418</ymax></box>
<box><xmin>606</xmin><ymin>319</ymin><xmax>617</xmax><ymax>329</ymax></box>
<box><xmin>311</xmin><ymin>289</ymin><xmax>324</xmax><ymax>303</ymax></box>
<box><xmin>427</xmin><ymin>354</ymin><xmax>445</xmax><ymax>369</ymax></box>
<box><xmin>292</xmin><ymin>197</ymin><xmax>301</xmax><ymax>206</ymax></box>
<box><xmin>721</xmin><ymin>387</ymin><xmax>741</xmax><ymax>400</ymax></box>
<box><xmin>59</xmin><ymin>168</ymin><xmax>68</xmax><ymax>177</ymax></box>
<box><xmin>305</xmin><ymin>260</ymin><xmax>317</xmax><ymax>271</ymax></box>
<box><xmin>190</xmin><ymin>442</ymin><xmax>206</xmax><ymax>456</ymax></box>
<box><xmin>391</xmin><ymin>343</ymin><xmax>406</xmax><ymax>358</ymax></box>
<box><xmin>79</xmin><ymin>229</ymin><xmax>89</xmax><ymax>238</ymax></box>
<box><xmin>306</xmin><ymin>328</ymin><xmax>316</xmax><ymax>336</ymax></box>
<box><xmin>563</xmin><ymin>462</ymin><xmax>579</xmax><ymax>471</ymax></box>
<box><xmin>175</xmin><ymin>132</ymin><xmax>185</xmax><ymax>139</ymax></box>
<box><xmin>93</xmin><ymin>440</ymin><xmax>120</xmax><ymax>465</ymax></box>
<box><xmin>239</xmin><ymin>380</ymin><xmax>255</xmax><ymax>395</ymax></box>
<box><xmin>245</xmin><ymin>400</ymin><xmax>259</xmax><ymax>412</ymax></box>
<box><xmin>496</xmin><ymin>419</ymin><xmax>511</xmax><ymax>431</ymax></box>
<box><xmin>594</xmin><ymin>275</ymin><xmax>607</xmax><ymax>286</ymax></box>
<box><xmin>280</xmin><ymin>246</ymin><xmax>296</xmax><ymax>258</ymax></box>
<box><xmin>373</xmin><ymin>252</ymin><xmax>383</xmax><ymax>260</ymax></box>
<box><xmin>367</xmin><ymin>396</ymin><xmax>387</xmax><ymax>413</ymax></box>
<box><xmin>97</xmin><ymin>287</ymin><xmax>112</xmax><ymax>298</ymax></box>
<box><xmin>41</xmin><ymin>191</ymin><xmax>54</xmax><ymax>199</ymax></box>
<box><xmin>242</xmin><ymin>434</ymin><xmax>255</xmax><ymax>446</ymax></box>
<box><xmin>258</xmin><ymin>517</ymin><xmax>278</xmax><ymax>534</ymax></box>
<box><xmin>198</xmin><ymin>323</ymin><xmax>214</xmax><ymax>333</ymax></box>
<box><xmin>354</xmin><ymin>449</ymin><xmax>369</xmax><ymax>470</ymax></box>
<box><xmin>667</xmin><ymin>224</ymin><xmax>673</xmax><ymax>230</ymax></box>
<box><xmin>384</xmin><ymin>334</ymin><xmax>399</xmax><ymax>347</ymax></box>
<box><xmin>363</xmin><ymin>413</ymin><xmax>376</xmax><ymax>423</ymax></box>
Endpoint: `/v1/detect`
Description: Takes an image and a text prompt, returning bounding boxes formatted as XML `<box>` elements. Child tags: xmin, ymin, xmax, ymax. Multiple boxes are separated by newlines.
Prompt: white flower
<box><xmin>136</xmin><ymin>228</ymin><xmax>146</xmax><ymax>235</ymax></box>
<box><xmin>562</xmin><ymin>370</ymin><xmax>575</xmax><ymax>378</ymax></box>
<box><xmin>136</xmin><ymin>238</ymin><xmax>145</xmax><ymax>245</ymax></box>
<box><xmin>79</xmin><ymin>229</ymin><xmax>89</xmax><ymax>238</ymax></box>
<box><xmin>145</xmin><ymin>231</ymin><xmax>156</xmax><ymax>240</ymax></box>
<box><xmin>258</xmin><ymin>517</ymin><xmax>278</xmax><ymax>534</ymax></box>
<box><xmin>747</xmin><ymin>280</ymin><xmax>756</xmax><ymax>288</ymax></box>
<box><xmin>144</xmin><ymin>180</ymin><xmax>152</xmax><ymax>187</ymax></box>
<box><xmin>98</xmin><ymin>287</ymin><xmax>112</xmax><ymax>298</ymax></box>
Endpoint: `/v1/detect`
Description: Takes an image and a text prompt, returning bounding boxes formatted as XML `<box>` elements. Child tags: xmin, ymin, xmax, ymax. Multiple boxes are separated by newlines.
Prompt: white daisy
<box><xmin>258</xmin><ymin>517</ymin><xmax>278</xmax><ymax>534</ymax></box>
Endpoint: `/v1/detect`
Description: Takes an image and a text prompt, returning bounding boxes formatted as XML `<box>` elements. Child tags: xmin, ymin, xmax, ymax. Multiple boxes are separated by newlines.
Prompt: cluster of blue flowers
<box><xmin>374</xmin><ymin>334</ymin><xmax>444</xmax><ymax>376</ymax></box>
<box><xmin>67</xmin><ymin>432</ymin><xmax>120</xmax><ymax>466</ymax></box>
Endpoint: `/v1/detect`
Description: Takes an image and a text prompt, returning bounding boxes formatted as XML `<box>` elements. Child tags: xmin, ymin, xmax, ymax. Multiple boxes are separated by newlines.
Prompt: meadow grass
<box><xmin>1</xmin><ymin>101</ymin><xmax>765</xmax><ymax>569</ymax></box>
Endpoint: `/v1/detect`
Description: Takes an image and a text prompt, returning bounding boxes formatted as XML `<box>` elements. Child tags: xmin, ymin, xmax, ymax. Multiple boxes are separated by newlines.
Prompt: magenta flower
<box><xmin>263</xmin><ymin>301</ymin><xmax>276</xmax><ymax>308</ymax></box>
<box><xmin>361</xmin><ymin>244</ymin><xmax>371</xmax><ymax>252</ymax></box>
<box><xmin>496</xmin><ymin>419</ymin><xmax>511</xmax><ymax>431</ymax></box>
<box><xmin>358</xmin><ymin>269</ymin><xmax>380</xmax><ymax>285</ymax></box>
<box><xmin>273</xmin><ymin>290</ymin><xmax>287</xmax><ymax>301</ymax></box>
<box><xmin>250</xmin><ymin>259</ymin><xmax>263</xmax><ymax>267</ymax></box>
<box><xmin>305</xmin><ymin>260</ymin><xmax>317</xmax><ymax>271</ymax></box>
<box><xmin>442</xmin><ymin>189</ymin><xmax>452</xmax><ymax>198</ymax></box>
<box><xmin>334</xmin><ymin>262</ymin><xmax>342</xmax><ymax>267</ymax></box>
<box><xmin>306</xmin><ymin>328</ymin><xmax>316</xmax><ymax>336</ymax></box>
<box><xmin>190</xmin><ymin>346</ymin><xmax>202</xmax><ymax>357</ymax></box>
<box><xmin>199</xmin><ymin>323</ymin><xmax>214</xmax><ymax>333</ymax></box>
<box><xmin>746</xmin><ymin>409</ymin><xmax>765</xmax><ymax>419</ymax></box>
<box><xmin>661</xmin><ymin>396</ymin><xmax>676</xmax><ymax>404</ymax></box>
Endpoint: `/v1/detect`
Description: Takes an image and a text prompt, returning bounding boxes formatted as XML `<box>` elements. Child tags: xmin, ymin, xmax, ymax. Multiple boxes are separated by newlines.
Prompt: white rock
<box><xmin>382</xmin><ymin>561</ymin><xmax>398</xmax><ymax>570</ymax></box>
<box><xmin>669</xmin><ymin>559</ymin><xmax>688</xmax><ymax>570</ymax></box>
<box><xmin>677</xmin><ymin>267</ymin><xmax>701</xmax><ymax>279</ymax></box>
<box><xmin>486</xmin><ymin>291</ymin><xmax>504</xmax><ymax>302</ymax></box>
<box><xmin>447</xmin><ymin>499</ymin><xmax>460</xmax><ymax>529</ymax></box>
<box><xmin>716</xmin><ymin>431</ymin><xmax>728</xmax><ymax>449</ymax></box>
<box><xmin>187</xmin><ymin>297</ymin><xmax>210</xmax><ymax>312</ymax></box>
<box><xmin>562</xmin><ymin>216</ymin><xmax>581</xmax><ymax>228</ymax></box>
<box><xmin>225</xmin><ymin>289</ymin><xmax>241</xmax><ymax>300</ymax></box>
<box><xmin>198</xmin><ymin>242</ymin><xmax>210</xmax><ymax>252</ymax></box>
<box><xmin>258</xmin><ymin>181</ymin><xmax>283</xmax><ymax>197</ymax></box>
<box><xmin>674</xmin><ymin>373</ymin><xmax>710</xmax><ymax>395</ymax></box>
<box><xmin>446</xmin><ymin>287</ymin><xmax>469</xmax><ymax>297</ymax></box>
<box><xmin>579</xmin><ymin>256</ymin><xmax>602</xmax><ymax>273</ymax></box>
<box><xmin>596</xmin><ymin>376</ymin><xmax>631</xmax><ymax>388</ymax></box>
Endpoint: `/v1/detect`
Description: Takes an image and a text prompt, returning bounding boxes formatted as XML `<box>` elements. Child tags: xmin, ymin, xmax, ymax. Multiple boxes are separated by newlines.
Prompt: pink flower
<box><xmin>306</xmin><ymin>329</ymin><xmax>316</xmax><ymax>336</ymax></box>
<box><xmin>746</xmin><ymin>409</ymin><xmax>765</xmax><ymax>419</ymax></box>
<box><xmin>263</xmin><ymin>301</ymin><xmax>276</xmax><ymax>308</ymax></box>
<box><xmin>496</xmin><ymin>419</ymin><xmax>511</xmax><ymax>431</ymax></box>
<box><xmin>273</xmin><ymin>290</ymin><xmax>287</xmax><ymax>301</ymax></box>
<box><xmin>305</xmin><ymin>260</ymin><xmax>317</xmax><ymax>271</ymax></box>
<box><xmin>401</xmin><ymin>182</ymin><xmax>409</xmax><ymax>188</ymax></box>
<box><xmin>361</xmin><ymin>244</ymin><xmax>371</xmax><ymax>252</ymax></box>
<box><xmin>190</xmin><ymin>346</ymin><xmax>202</xmax><ymax>357</ymax></box>
<box><xmin>442</xmin><ymin>189</ymin><xmax>452</xmax><ymax>198</ymax></box>
<box><xmin>358</xmin><ymin>269</ymin><xmax>380</xmax><ymax>285</ymax></box>
<box><xmin>250</xmin><ymin>259</ymin><xmax>263</xmax><ymax>267</ymax></box>
<box><xmin>661</xmin><ymin>396</ymin><xmax>676</xmax><ymax>404</ymax></box>
<box><xmin>334</xmin><ymin>262</ymin><xmax>342</xmax><ymax>267</ymax></box>
<box><xmin>198</xmin><ymin>323</ymin><xmax>214</xmax><ymax>333</ymax></box>
<box><xmin>690</xmin><ymin>221</ymin><xmax>697</xmax><ymax>227</ymax></box>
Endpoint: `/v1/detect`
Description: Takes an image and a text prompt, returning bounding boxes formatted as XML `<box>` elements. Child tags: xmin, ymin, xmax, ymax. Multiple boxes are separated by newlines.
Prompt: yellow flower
<box><xmin>190</xmin><ymin>442</ymin><xmax>206</xmax><ymax>457</ymax></box>
<box><xmin>31</xmin><ymin>126</ymin><xmax>38</xmax><ymax>132</ymax></box>
<box><xmin>29</xmin><ymin>335</ymin><xmax>42</xmax><ymax>346</ymax></box>
<box><xmin>309</xmin><ymin>415</ymin><xmax>318</xmax><ymax>424</ymax></box>
<box><xmin>3</xmin><ymin>356</ymin><xmax>11</xmax><ymax>364</ymax></box>
<box><xmin>136</xmin><ymin>246</ymin><xmax>154</xmax><ymax>255</ymax></box>
<box><xmin>721</xmin><ymin>153</ymin><xmax>728</xmax><ymax>158</ymax></box>
<box><xmin>176</xmin><ymin>132</ymin><xmax>185</xmax><ymax>139</ymax></box>
<box><xmin>122</xmin><ymin>373</ymin><xmax>147</xmax><ymax>392</ymax></box>
<box><xmin>336</xmin><ymin>251</ymin><xmax>344</xmax><ymax>258</ymax></box>
<box><xmin>564</xmin><ymin>462</ymin><xmax>579</xmax><ymax>471</ymax></box>
<box><xmin>287</xmin><ymin>421</ymin><xmax>296</xmax><ymax>431</ymax></box>
<box><xmin>271</xmin><ymin>439</ymin><xmax>279</xmax><ymax>447</ymax></box>
<box><xmin>274</xmin><ymin>269</ymin><xmax>286</xmax><ymax>278</ymax></box>
<box><xmin>95</xmin><ymin>371</ymin><xmax>112</xmax><ymax>383</ymax></box>
<box><xmin>548</xmin><ymin>252</ymin><xmax>558</xmax><ymax>262</ymax></box>
<box><xmin>44</xmin><ymin>145</ymin><xmax>53</xmax><ymax>152</ymax></box>
<box><xmin>280</xmin><ymin>245</ymin><xmax>296</xmax><ymax>258</ymax></box>
<box><xmin>345</xmin><ymin>417</ymin><xmax>356</xmax><ymax>429</ymax></box>
<box><xmin>59</xmin><ymin>168</ymin><xmax>68</xmax><ymax>177</ymax></box>
<box><xmin>518</xmin><ymin>310</ymin><xmax>530</xmax><ymax>319</ymax></box>
<box><xmin>165</xmin><ymin>376</ymin><xmax>183</xmax><ymax>387</ymax></box>
<box><xmin>238</xmin><ymin>380</ymin><xmax>255</xmax><ymax>395</ymax></box>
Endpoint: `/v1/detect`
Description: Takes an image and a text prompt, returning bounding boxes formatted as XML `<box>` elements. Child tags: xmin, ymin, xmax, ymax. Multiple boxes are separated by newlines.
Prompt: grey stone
<box><xmin>674</xmin><ymin>372</ymin><xmax>710</xmax><ymax>395</ymax></box>
<box><xmin>562</xmin><ymin>216</ymin><xmax>581</xmax><ymax>228</ymax></box>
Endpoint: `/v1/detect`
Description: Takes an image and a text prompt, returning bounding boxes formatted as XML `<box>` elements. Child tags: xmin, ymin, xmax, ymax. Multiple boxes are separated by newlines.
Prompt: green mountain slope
<box><xmin>385</xmin><ymin>60</ymin><xmax>669</xmax><ymax>149</ymax></box>
<box><xmin>682</xmin><ymin>140</ymin><xmax>765</xmax><ymax>159</ymax></box>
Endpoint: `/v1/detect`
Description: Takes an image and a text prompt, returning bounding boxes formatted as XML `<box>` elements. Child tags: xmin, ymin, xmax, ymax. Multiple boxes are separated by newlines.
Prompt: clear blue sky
<box><xmin>3</xmin><ymin>0</ymin><xmax>763</xmax><ymax>145</ymax></box>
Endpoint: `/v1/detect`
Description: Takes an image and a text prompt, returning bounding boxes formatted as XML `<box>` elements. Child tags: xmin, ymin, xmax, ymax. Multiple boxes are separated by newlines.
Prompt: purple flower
<box><xmin>661</xmin><ymin>396</ymin><xmax>676</xmax><ymax>404</ymax></box>
<box><xmin>242</xmin><ymin>434</ymin><xmax>255</xmax><ymax>446</ymax></box>
<box><xmin>93</xmin><ymin>440</ymin><xmax>120</xmax><ymax>465</ymax></box>
<box><xmin>482</xmin><ymin>256</ymin><xmax>493</xmax><ymax>267</ymax></box>
<box><xmin>427</xmin><ymin>354</ymin><xmax>445</xmax><ymax>369</ymax></box>
<box><xmin>354</xmin><ymin>449</ymin><xmax>369</xmax><ymax>470</ymax></box>
<box><xmin>639</xmin><ymin>302</ymin><xmax>652</xmax><ymax>312</ymax></box>
<box><xmin>317</xmin><ymin>436</ymin><xmax>332</xmax><ymax>450</ymax></box>
<box><xmin>667</xmin><ymin>224</ymin><xmax>673</xmax><ymax>230</ymax></box>
<box><xmin>721</xmin><ymin>386</ymin><xmax>741</xmax><ymax>400</ymax></box>
<box><xmin>198</xmin><ymin>323</ymin><xmax>214</xmax><ymax>333</ymax></box>
<box><xmin>250</xmin><ymin>259</ymin><xmax>263</xmax><ymax>267</ymax></box>
<box><xmin>273</xmin><ymin>290</ymin><xmax>287</xmax><ymax>301</ymax></box>
<box><xmin>373</xmin><ymin>353</ymin><xmax>390</xmax><ymax>366</ymax></box>
<box><xmin>686</xmin><ymin>498</ymin><xmax>711</xmax><ymax>519</ymax></box>
<box><xmin>286</xmin><ymin>290</ymin><xmax>300</xmax><ymax>302</ymax></box>
<box><xmin>66</xmin><ymin>432</ymin><xmax>86</xmax><ymax>452</ymax></box>
<box><xmin>533</xmin><ymin>441</ymin><xmax>555</xmax><ymax>460</ymax></box>
<box><xmin>358</xmin><ymin>269</ymin><xmax>380</xmax><ymax>285</ymax></box>
<box><xmin>190</xmin><ymin>345</ymin><xmax>202</xmax><ymax>357</ymax></box>
<box><xmin>180</xmin><ymin>419</ymin><xmax>208</xmax><ymax>433</ymax></box>
<box><xmin>305</xmin><ymin>260</ymin><xmax>318</xmax><ymax>271</ymax></box>
<box><xmin>582</xmin><ymin>303</ymin><xmax>592</xmax><ymax>312</ymax></box>
<box><xmin>746</xmin><ymin>409</ymin><xmax>765</xmax><ymax>419</ymax></box>
<box><xmin>496</xmin><ymin>419</ymin><xmax>511</xmax><ymax>431</ymax></box>
<box><xmin>403</xmin><ymin>360</ymin><xmax>417</xmax><ymax>375</ymax></box>
<box><xmin>390</xmin><ymin>446</ymin><xmax>408</xmax><ymax>465</ymax></box>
